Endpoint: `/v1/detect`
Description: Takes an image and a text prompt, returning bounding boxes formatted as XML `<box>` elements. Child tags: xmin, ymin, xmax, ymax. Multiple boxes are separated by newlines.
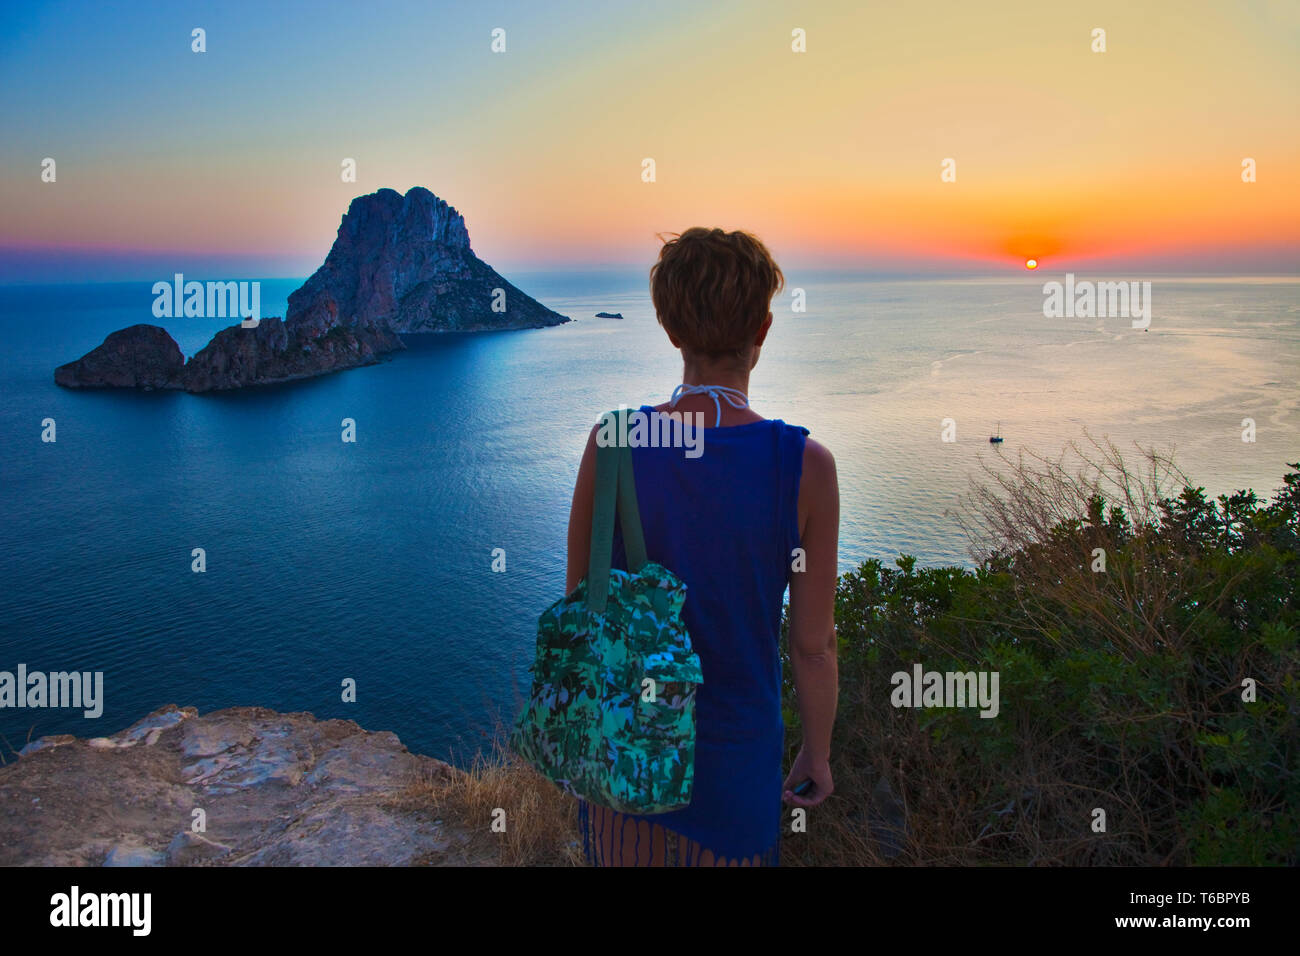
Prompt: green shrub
<box><xmin>781</xmin><ymin>442</ymin><xmax>1298</xmax><ymax>866</ymax></box>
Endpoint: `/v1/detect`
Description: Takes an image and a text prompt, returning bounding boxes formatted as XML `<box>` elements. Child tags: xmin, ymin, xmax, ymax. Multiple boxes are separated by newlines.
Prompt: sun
<box><xmin>1025</xmin><ymin>258</ymin><xmax>1038</xmax><ymax>270</ymax></box>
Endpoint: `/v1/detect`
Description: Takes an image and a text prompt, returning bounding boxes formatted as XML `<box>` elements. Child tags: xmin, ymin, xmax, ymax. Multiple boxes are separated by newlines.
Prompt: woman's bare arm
<box><xmin>565</xmin><ymin>425</ymin><xmax>601</xmax><ymax>594</ymax></box>
<box><xmin>784</xmin><ymin>437</ymin><xmax>840</xmax><ymax>806</ymax></box>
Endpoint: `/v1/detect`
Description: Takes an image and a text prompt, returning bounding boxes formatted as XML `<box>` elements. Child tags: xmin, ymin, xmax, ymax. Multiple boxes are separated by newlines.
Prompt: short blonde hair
<box><xmin>649</xmin><ymin>227</ymin><xmax>784</xmax><ymax>361</ymax></box>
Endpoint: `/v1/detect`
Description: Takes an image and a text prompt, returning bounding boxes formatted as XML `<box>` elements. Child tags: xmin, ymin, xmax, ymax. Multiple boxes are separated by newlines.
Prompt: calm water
<box><xmin>1</xmin><ymin>273</ymin><xmax>1296</xmax><ymax>760</ymax></box>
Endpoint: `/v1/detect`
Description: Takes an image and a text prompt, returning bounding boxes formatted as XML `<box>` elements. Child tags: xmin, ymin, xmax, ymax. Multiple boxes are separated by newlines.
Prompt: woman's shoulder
<box><xmin>800</xmin><ymin>434</ymin><xmax>834</xmax><ymax>469</ymax></box>
<box><xmin>798</xmin><ymin>434</ymin><xmax>837</xmax><ymax>496</ymax></box>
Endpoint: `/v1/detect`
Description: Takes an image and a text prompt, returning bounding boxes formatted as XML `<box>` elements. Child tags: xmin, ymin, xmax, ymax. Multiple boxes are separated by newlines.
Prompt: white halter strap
<box><xmin>668</xmin><ymin>384</ymin><xmax>750</xmax><ymax>427</ymax></box>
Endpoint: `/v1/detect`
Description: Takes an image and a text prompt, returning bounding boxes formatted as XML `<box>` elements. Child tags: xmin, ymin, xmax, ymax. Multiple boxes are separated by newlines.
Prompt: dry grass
<box><xmin>398</xmin><ymin>737</ymin><xmax>585</xmax><ymax>866</ymax></box>
<box><xmin>955</xmin><ymin>430</ymin><xmax>1187</xmax><ymax>564</ymax></box>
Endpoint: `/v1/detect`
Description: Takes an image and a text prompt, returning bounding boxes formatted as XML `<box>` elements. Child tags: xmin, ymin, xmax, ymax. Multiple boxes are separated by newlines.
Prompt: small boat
<box><xmin>989</xmin><ymin>422</ymin><xmax>1004</xmax><ymax>444</ymax></box>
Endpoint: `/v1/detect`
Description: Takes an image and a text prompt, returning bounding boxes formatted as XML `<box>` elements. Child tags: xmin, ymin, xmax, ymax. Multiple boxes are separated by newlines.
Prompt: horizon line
<box><xmin>2</xmin><ymin>269</ymin><xmax>1299</xmax><ymax>289</ymax></box>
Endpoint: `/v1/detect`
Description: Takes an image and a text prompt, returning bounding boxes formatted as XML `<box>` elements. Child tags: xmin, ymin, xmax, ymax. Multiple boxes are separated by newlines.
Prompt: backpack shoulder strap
<box><xmin>587</xmin><ymin>409</ymin><xmax>649</xmax><ymax>614</ymax></box>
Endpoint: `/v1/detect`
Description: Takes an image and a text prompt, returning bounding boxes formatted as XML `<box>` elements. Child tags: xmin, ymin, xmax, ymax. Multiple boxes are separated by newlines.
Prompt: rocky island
<box><xmin>53</xmin><ymin>324</ymin><xmax>187</xmax><ymax>390</ymax></box>
<box><xmin>54</xmin><ymin>187</ymin><xmax>569</xmax><ymax>392</ymax></box>
<box><xmin>594</xmin><ymin>311</ymin><xmax>623</xmax><ymax>319</ymax></box>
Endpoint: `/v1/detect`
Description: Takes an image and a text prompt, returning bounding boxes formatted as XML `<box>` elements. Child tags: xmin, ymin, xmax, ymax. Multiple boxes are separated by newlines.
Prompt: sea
<box><xmin>1</xmin><ymin>272</ymin><xmax>1296</xmax><ymax>761</ymax></box>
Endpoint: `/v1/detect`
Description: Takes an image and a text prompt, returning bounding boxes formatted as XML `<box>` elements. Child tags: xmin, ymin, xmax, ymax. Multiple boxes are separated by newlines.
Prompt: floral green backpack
<box><xmin>511</xmin><ymin>408</ymin><xmax>704</xmax><ymax>814</ymax></box>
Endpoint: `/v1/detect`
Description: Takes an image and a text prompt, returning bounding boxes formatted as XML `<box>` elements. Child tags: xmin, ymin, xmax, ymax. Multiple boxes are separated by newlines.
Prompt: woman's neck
<box><xmin>680</xmin><ymin>360</ymin><xmax>751</xmax><ymax>395</ymax></box>
<box><xmin>669</xmin><ymin>357</ymin><xmax>761</xmax><ymax>425</ymax></box>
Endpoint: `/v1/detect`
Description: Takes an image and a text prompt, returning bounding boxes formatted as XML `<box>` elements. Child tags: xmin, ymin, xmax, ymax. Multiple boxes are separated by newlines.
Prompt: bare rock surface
<box><xmin>0</xmin><ymin>705</ymin><xmax>465</xmax><ymax>866</ymax></box>
<box><xmin>179</xmin><ymin>314</ymin><xmax>403</xmax><ymax>392</ymax></box>
<box><xmin>53</xmin><ymin>324</ymin><xmax>186</xmax><ymax>389</ymax></box>
<box><xmin>288</xmin><ymin>186</ymin><xmax>569</xmax><ymax>333</ymax></box>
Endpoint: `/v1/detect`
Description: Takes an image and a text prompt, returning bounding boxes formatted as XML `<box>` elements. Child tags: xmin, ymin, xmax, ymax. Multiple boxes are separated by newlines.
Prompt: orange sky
<box><xmin>1</xmin><ymin>0</ymin><xmax>1297</xmax><ymax>276</ymax></box>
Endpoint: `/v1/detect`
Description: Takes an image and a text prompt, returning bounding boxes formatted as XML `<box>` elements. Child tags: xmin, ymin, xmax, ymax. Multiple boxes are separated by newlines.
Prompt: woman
<box><xmin>565</xmin><ymin>227</ymin><xmax>840</xmax><ymax>866</ymax></box>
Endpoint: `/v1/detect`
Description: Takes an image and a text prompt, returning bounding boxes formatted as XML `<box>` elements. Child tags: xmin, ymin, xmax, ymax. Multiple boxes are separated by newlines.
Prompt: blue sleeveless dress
<box><xmin>576</xmin><ymin>405</ymin><xmax>810</xmax><ymax>865</ymax></box>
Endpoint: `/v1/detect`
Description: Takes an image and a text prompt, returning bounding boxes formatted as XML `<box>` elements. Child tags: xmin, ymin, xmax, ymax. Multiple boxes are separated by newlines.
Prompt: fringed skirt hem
<box><xmin>577</xmin><ymin>799</ymin><xmax>780</xmax><ymax>867</ymax></box>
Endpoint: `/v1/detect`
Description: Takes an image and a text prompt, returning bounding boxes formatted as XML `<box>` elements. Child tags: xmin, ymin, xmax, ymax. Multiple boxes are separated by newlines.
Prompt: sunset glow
<box><xmin>1</xmin><ymin>0</ymin><xmax>1297</xmax><ymax>279</ymax></box>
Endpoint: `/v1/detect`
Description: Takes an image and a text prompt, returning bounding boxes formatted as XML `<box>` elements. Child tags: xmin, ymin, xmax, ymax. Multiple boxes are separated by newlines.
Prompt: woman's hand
<box><xmin>782</xmin><ymin>745</ymin><xmax>833</xmax><ymax>808</ymax></box>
